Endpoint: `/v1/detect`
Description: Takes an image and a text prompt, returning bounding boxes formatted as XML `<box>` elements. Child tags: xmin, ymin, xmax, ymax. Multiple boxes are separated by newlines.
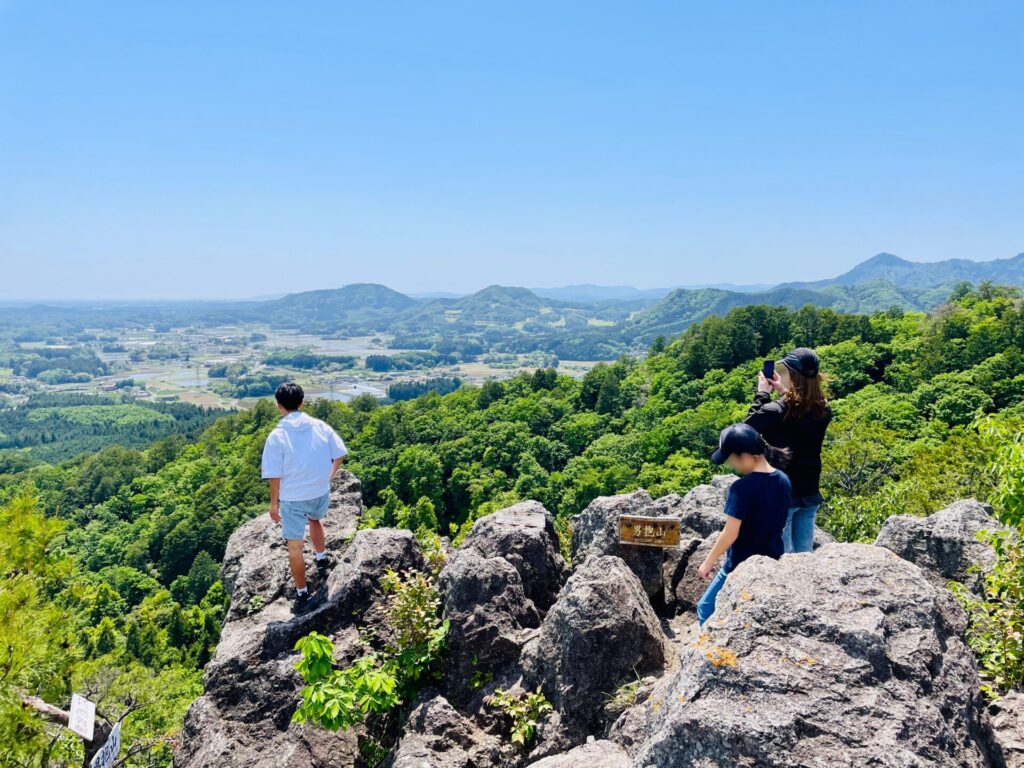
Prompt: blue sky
<box><xmin>1</xmin><ymin>2</ymin><xmax>1022</xmax><ymax>300</ymax></box>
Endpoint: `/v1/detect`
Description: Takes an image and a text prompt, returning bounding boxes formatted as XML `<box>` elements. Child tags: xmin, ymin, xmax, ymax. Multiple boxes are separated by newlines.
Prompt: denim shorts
<box><xmin>280</xmin><ymin>493</ymin><xmax>329</xmax><ymax>541</ymax></box>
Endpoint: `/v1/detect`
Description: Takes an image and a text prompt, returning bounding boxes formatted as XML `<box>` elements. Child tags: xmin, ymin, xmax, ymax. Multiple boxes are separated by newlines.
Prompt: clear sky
<box><xmin>1</xmin><ymin>2</ymin><xmax>1022</xmax><ymax>300</ymax></box>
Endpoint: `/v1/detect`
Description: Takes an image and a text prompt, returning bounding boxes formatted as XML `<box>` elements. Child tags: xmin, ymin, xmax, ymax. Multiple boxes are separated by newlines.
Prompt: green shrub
<box><xmin>488</xmin><ymin>687</ymin><xmax>552</xmax><ymax>747</ymax></box>
<box><xmin>292</xmin><ymin>569</ymin><xmax>448</xmax><ymax>731</ymax></box>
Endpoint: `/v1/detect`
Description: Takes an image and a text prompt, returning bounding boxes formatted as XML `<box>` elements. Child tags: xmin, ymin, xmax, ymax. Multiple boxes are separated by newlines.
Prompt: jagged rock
<box><xmin>610</xmin><ymin>543</ymin><xmax>997</xmax><ymax>768</ymax></box>
<box><xmin>459</xmin><ymin>501</ymin><xmax>568</xmax><ymax>612</ymax></box>
<box><xmin>653</xmin><ymin>478</ymin><xmax>735</xmax><ymax>539</ymax></box>
<box><xmin>570</xmin><ymin>490</ymin><xmax>673</xmax><ymax>600</ymax></box>
<box><xmin>521</xmin><ymin>555</ymin><xmax>667</xmax><ymax>733</ymax></box>
<box><xmin>665</xmin><ymin>533</ymin><xmax>716</xmax><ymax>615</ymax></box>
<box><xmin>526</xmin><ymin>739</ymin><xmax>631</xmax><ymax>768</ymax></box>
<box><xmin>438</xmin><ymin>547</ymin><xmax>540</xmax><ymax>702</ymax></box>
<box><xmin>875</xmin><ymin>498</ymin><xmax>1002</xmax><ymax>595</ymax></box>
<box><xmin>661</xmin><ymin>537</ymin><xmax>703</xmax><ymax>615</ymax></box>
<box><xmin>990</xmin><ymin>692</ymin><xmax>1024</xmax><ymax>768</ymax></box>
<box><xmin>383</xmin><ymin>691</ymin><xmax>503</xmax><ymax>768</ymax></box>
<box><xmin>175</xmin><ymin>473</ymin><xmax>428</xmax><ymax>768</ymax></box>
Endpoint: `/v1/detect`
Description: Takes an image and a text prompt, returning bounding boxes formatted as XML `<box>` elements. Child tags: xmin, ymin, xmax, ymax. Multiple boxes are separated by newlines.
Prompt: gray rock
<box><xmin>438</xmin><ymin>547</ymin><xmax>540</xmax><ymax>702</ymax></box>
<box><xmin>526</xmin><ymin>739</ymin><xmax>631</xmax><ymax>768</ymax></box>
<box><xmin>666</xmin><ymin>533</ymin><xmax>717</xmax><ymax>615</ymax></box>
<box><xmin>613</xmin><ymin>543</ymin><xmax>996</xmax><ymax>768</ymax></box>
<box><xmin>661</xmin><ymin>537</ymin><xmax>703</xmax><ymax>615</ymax></box>
<box><xmin>991</xmin><ymin>692</ymin><xmax>1024</xmax><ymax>768</ymax></box>
<box><xmin>460</xmin><ymin>500</ymin><xmax>568</xmax><ymax>612</ymax></box>
<box><xmin>175</xmin><ymin>474</ymin><xmax>428</xmax><ymax>768</ymax></box>
<box><xmin>653</xmin><ymin>480</ymin><xmax>733</xmax><ymax>539</ymax></box>
<box><xmin>384</xmin><ymin>692</ymin><xmax>503</xmax><ymax>768</ymax></box>
<box><xmin>521</xmin><ymin>555</ymin><xmax>667</xmax><ymax>732</ymax></box>
<box><xmin>570</xmin><ymin>490</ymin><xmax>673</xmax><ymax>600</ymax></box>
<box><xmin>875</xmin><ymin>498</ymin><xmax>1002</xmax><ymax>594</ymax></box>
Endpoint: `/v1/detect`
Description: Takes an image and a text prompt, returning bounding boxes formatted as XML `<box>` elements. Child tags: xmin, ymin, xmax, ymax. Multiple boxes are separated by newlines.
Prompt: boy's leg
<box><xmin>280</xmin><ymin>500</ymin><xmax>309</xmax><ymax>591</ymax></box>
<box><xmin>309</xmin><ymin>519</ymin><xmax>326</xmax><ymax>553</ymax></box>
<box><xmin>287</xmin><ymin>539</ymin><xmax>307</xmax><ymax>590</ymax></box>
<box><xmin>696</xmin><ymin>567</ymin><xmax>728</xmax><ymax>626</ymax></box>
<box><xmin>307</xmin><ymin>494</ymin><xmax>330</xmax><ymax>559</ymax></box>
<box><xmin>792</xmin><ymin>504</ymin><xmax>819</xmax><ymax>553</ymax></box>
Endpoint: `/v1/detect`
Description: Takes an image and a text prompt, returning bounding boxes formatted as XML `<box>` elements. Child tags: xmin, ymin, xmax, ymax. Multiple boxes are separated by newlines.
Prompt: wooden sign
<box><xmin>618</xmin><ymin>515</ymin><xmax>681</xmax><ymax>548</ymax></box>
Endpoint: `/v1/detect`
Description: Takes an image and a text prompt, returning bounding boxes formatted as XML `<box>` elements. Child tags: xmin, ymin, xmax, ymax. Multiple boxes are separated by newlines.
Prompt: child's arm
<box><xmin>698</xmin><ymin>518</ymin><xmax>742</xmax><ymax>580</ymax></box>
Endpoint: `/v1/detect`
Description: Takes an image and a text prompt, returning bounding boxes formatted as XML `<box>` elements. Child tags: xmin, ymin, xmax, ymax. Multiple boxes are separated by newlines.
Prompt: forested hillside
<box><xmin>2</xmin><ymin>283</ymin><xmax>1023</xmax><ymax>766</ymax></box>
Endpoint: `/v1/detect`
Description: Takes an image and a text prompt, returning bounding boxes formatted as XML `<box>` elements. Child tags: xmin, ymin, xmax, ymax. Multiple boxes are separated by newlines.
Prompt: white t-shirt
<box><xmin>261</xmin><ymin>412</ymin><xmax>348</xmax><ymax>501</ymax></box>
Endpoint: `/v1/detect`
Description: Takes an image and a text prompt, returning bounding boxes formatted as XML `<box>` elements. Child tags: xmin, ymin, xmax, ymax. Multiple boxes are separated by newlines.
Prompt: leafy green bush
<box><xmin>487</xmin><ymin>687</ymin><xmax>553</xmax><ymax>747</ymax></box>
<box><xmin>292</xmin><ymin>569</ymin><xmax>448</xmax><ymax>731</ymax></box>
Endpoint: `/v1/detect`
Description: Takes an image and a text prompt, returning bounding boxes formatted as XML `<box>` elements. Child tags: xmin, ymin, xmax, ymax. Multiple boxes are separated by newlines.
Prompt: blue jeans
<box><xmin>782</xmin><ymin>500</ymin><xmax>820</xmax><ymax>554</ymax></box>
<box><xmin>696</xmin><ymin>567</ymin><xmax>728</xmax><ymax>626</ymax></box>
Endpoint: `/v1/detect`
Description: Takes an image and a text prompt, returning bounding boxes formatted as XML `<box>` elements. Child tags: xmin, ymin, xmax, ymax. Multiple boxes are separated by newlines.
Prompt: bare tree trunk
<box><xmin>20</xmin><ymin>694</ymin><xmax>113</xmax><ymax>768</ymax></box>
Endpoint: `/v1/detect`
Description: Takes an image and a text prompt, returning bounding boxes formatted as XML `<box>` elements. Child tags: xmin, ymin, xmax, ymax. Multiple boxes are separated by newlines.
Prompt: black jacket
<box><xmin>745</xmin><ymin>391</ymin><xmax>831</xmax><ymax>499</ymax></box>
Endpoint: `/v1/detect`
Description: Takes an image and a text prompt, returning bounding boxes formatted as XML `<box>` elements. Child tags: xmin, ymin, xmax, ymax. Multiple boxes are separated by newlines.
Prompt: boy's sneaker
<box><xmin>315</xmin><ymin>552</ymin><xmax>335</xmax><ymax>576</ymax></box>
<box><xmin>292</xmin><ymin>589</ymin><xmax>325</xmax><ymax>616</ymax></box>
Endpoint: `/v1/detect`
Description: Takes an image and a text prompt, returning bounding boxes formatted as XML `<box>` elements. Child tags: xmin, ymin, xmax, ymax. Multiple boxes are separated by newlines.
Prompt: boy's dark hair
<box><xmin>275</xmin><ymin>382</ymin><xmax>304</xmax><ymax>411</ymax></box>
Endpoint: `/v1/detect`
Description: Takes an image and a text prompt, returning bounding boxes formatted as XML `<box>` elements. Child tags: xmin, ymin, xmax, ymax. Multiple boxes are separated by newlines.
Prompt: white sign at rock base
<box><xmin>90</xmin><ymin>721</ymin><xmax>121</xmax><ymax>768</ymax></box>
<box><xmin>68</xmin><ymin>694</ymin><xmax>95</xmax><ymax>741</ymax></box>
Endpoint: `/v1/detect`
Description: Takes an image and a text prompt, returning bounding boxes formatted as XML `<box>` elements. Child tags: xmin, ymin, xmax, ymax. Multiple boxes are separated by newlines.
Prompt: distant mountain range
<box><xmin>4</xmin><ymin>253</ymin><xmax>1021</xmax><ymax>359</ymax></box>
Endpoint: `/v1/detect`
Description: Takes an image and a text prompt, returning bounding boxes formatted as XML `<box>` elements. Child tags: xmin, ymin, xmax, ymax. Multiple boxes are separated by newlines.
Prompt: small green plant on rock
<box><xmin>247</xmin><ymin>594</ymin><xmax>265</xmax><ymax>614</ymax></box>
<box><xmin>292</xmin><ymin>568</ymin><xmax>448</xmax><ymax>731</ymax></box>
<box><xmin>488</xmin><ymin>686</ymin><xmax>552</xmax><ymax>747</ymax></box>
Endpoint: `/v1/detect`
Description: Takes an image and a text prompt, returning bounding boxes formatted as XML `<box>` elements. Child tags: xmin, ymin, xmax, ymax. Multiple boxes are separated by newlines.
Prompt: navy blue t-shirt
<box><xmin>723</xmin><ymin>470</ymin><xmax>792</xmax><ymax>573</ymax></box>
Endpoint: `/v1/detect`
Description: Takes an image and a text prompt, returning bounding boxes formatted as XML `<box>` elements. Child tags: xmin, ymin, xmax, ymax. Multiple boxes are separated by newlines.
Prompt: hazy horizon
<box><xmin>3</xmin><ymin>2</ymin><xmax>1023</xmax><ymax>300</ymax></box>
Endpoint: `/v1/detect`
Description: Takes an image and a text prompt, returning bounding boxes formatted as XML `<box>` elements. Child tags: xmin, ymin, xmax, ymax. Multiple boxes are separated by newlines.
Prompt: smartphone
<box><xmin>762</xmin><ymin>359</ymin><xmax>774</xmax><ymax>379</ymax></box>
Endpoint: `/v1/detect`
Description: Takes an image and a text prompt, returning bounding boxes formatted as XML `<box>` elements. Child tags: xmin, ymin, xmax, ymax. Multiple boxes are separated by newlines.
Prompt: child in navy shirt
<box><xmin>697</xmin><ymin>423</ymin><xmax>792</xmax><ymax>626</ymax></box>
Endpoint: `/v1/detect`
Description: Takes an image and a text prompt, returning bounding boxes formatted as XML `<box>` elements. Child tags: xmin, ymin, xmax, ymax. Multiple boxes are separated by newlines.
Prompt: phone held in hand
<box><xmin>762</xmin><ymin>359</ymin><xmax>774</xmax><ymax>380</ymax></box>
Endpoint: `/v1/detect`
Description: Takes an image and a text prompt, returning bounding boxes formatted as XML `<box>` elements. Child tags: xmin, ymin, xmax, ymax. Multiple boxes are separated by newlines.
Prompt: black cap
<box><xmin>711</xmin><ymin>423</ymin><xmax>764</xmax><ymax>464</ymax></box>
<box><xmin>780</xmin><ymin>347</ymin><xmax>820</xmax><ymax>377</ymax></box>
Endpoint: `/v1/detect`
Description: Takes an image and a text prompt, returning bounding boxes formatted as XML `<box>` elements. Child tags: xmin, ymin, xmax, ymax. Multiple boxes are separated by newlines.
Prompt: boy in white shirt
<box><xmin>260</xmin><ymin>382</ymin><xmax>348</xmax><ymax>614</ymax></box>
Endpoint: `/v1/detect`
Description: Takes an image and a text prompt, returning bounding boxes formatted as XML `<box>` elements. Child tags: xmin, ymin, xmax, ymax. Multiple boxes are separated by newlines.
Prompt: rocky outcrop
<box><xmin>570</xmin><ymin>489</ymin><xmax>677</xmax><ymax>601</ymax></box>
<box><xmin>175</xmin><ymin>472</ymin><xmax>429</xmax><ymax>768</ymax></box>
<box><xmin>180</xmin><ymin>472</ymin><xmax>1007</xmax><ymax>768</ymax></box>
<box><xmin>609</xmin><ymin>543</ymin><xmax>996</xmax><ymax>767</ymax></box>
<box><xmin>438</xmin><ymin>547</ymin><xmax>540</xmax><ymax>702</ymax></box>
<box><xmin>458</xmin><ymin>501</ymin><xmax>568</xmax><ymax>612</ymax></box>
<box><xmin>875</xmin><ymin>498</ymin><xmax>1002</xmax><ymax>594</ymax></box>
<box><xmin>384</xmin><ymin>691</ymin><xmax>503</xmax><ymax>768</ymax></box>
<box><xmin>521</xmin><ymin>555</ymin><xmax>667</xmax><ymax>734</ymax></box>
<box><xmin>526</xmin><ymin>739</ymin><xmax>631</xmax><ymax>768</ymax></box>
<box><xmin>991</xmin><ymin>692</ymin><xmax>1024</xmax><ymax>768</ymax></box>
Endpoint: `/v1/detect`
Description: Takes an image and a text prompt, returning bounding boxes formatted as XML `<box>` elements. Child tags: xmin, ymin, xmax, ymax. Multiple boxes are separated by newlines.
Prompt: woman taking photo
<box><xmin>745</xmin><ymin>347</ymin><xmax>831</xmax><ymax>553</ymax></box>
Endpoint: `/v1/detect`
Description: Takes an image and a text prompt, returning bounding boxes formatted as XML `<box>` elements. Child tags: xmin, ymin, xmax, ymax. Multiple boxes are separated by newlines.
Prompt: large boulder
<box><xmin>526</xmin><ymin>739</ymin><xmax>631</xmax><ymax>768</ymax></box>
<box><xmin>570</xmin><ymin>490</ymin><xmax>674</xmax><ymax>600</ymax></box>
<box><xmin>438</xmin><ymin>547</ymin><xmax>540</xmax><ymax>702</ymax></box>
<box><xmin>875</xmin><ymin>498</ymin><xmax>1002</xmax><ymax>595</ymax></box>
<box><xmin>609</xmin><ymin>543</ymin><xmax>997</xmax><ymax>767</ymax></box>
<box><xmin>175</xmin><ymin>471</ymin><xmax>431</xmax><ymax>768</ymax></box>
<box><xmin>384</xmin><ymin>691</ymin><xmax>504</xmax><ymax>768</ymax></box>
<box><xmin>653</xmin><ymin>477</ymin><xmax>735</xmax><ymax>539</ymax></box>
<box><xmin>991</xmin><ymin>692</ymin><xmax>1024</xmax><ymax>768</ymax></box>
<box><xmin>459</xmin><ymin>501</ymin><xmax>568</xmax><ymax>612</ymax></box>
<box><xmin>521</xmin><ymin>555</ymin><xmax>667</xmax><ymax>733</ymax></box>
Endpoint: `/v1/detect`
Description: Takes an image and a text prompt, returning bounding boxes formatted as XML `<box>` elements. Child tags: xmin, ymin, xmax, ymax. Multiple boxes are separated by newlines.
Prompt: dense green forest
<box><xmin>2</xmin><ymin>283</ymin><xmax>1023</xmax><ymax>766</ymax></box>
<box><xmin>0</xmin><ymin>394</ymin><xmax>222</xmax><ymax>466</ymax></box>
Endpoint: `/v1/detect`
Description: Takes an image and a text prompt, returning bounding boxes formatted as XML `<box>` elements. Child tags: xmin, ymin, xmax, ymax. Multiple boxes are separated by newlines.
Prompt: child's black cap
<box><xmin>711</xmin><ymin>423</ymin><xmax>763</xmax><ymax>464</ymax></box>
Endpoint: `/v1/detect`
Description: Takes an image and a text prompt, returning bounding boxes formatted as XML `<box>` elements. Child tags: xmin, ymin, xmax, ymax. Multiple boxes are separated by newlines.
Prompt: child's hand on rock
<box><xmin>698</xmin><ymin>559</ymin><xmax>715</xmax><ymax>581</ymax></box>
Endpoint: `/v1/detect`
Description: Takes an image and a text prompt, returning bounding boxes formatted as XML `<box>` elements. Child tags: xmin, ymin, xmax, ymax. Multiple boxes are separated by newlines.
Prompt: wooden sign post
<box><xmin>618</xmin><ymin>515</ymin><xmax>681</xmax><ymax>548</ymax></box>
